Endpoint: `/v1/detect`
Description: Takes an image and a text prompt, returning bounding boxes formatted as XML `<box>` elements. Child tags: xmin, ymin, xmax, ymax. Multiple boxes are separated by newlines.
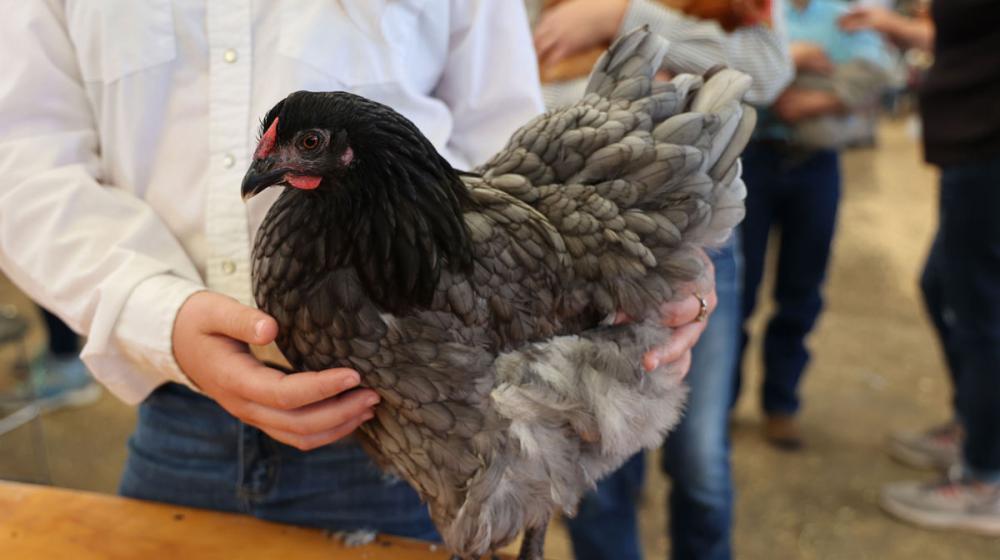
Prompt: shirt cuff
<box><xmin>96</xmin><ymin>274</ymin><xmax>205</xmax><ymax>402</ymax></box>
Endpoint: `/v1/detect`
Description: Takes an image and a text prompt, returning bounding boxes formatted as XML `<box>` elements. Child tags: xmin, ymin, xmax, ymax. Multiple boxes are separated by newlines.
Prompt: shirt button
<box><xmin>223</xmin><ymin>48</ymin><xmax>238</xmax><ymax>64</ymax></box>
<box><xmin>221</xmin><ymin>260</ymin><xmax>237</xmax><ymax>275</ymax></box>
<box><xmin>222</xmin><ymin>153</ymin><xmax>236</xmax><ymax>169</ymax></box>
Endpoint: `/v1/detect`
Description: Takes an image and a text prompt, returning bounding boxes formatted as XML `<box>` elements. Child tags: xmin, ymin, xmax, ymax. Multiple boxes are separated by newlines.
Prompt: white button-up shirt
<box><xmin>0</xmin><ymin>0</ymin><xmax>544</xmax><ymax>404</ymax></box>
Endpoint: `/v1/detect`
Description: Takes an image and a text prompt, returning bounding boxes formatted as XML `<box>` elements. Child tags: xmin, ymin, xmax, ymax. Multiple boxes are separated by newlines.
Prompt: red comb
<box><xmin>255</xmin><ymin>118</ymin><xmax>279</xmax><ymax>159</ymax></box>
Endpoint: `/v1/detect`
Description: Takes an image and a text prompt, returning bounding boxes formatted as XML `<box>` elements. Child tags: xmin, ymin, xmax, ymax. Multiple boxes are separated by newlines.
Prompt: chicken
<box><xmin>241</xmin><ymin>27</ymin><xmax>754</xmax><ymax>560</ymax></box>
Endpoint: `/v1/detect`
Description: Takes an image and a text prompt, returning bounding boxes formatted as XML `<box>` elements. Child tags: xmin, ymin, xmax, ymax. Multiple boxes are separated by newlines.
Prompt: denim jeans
<box><xmin>119</xmin><ymin>383</ymin><xmax>439</xmax><ymax>539</ymax></box>
<box><xmin>920</xmin><ymin>226</ymin><xmax>964</xmax><ymax>416</ymax></box>
<box><xmin>566</xmin><ymin>236</ymin><xmax>741</xmax><ymax>560</ymax></box>
<box><xmin>40</xmin><ymin>307</ymin><xmax>78</xmax><ymax>357</ymax></box>
<box><xmin>738</xmin><ymin>143</ymin><xmax>841</xmax><ymax>415</ymax></box>
<box><xmin>931</xmin><ymin>158</ymin><xmax>1000</xmax><ymax>480</ymax></box>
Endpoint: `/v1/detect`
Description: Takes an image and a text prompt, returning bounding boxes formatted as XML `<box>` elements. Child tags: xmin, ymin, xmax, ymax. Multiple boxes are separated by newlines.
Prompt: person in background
<box><xmin>844</xmin><ymin>0</ymin><xmax>959</xmax><ymax>474</ymax></box>
<box><xmin>0</xmin><ymin>306</ymin><xmax>98</xmax><ymax>437</ymax></box>
<box><xmin>736</xmin><ymin>0</ymin><xmax>892</xmax><ymax>451</ymax></box>
<box><xmin>841</xmin><ymin>0</ymin><xmax>1000</xmax><ymax>535</ymax></box>
<box><xmin>0</xmin><ymin>0</ymin><xmax>713</xmax><ymax>543</ymax></box>
<box><xmin>531</xmin><ymin>1</ymin><xmax>793</xmax><ymax>558</ymax></box>
<box><xmin>28</xmin><ymin>309</ymin><xmax>99</xmax><ymax>407</ymax></box>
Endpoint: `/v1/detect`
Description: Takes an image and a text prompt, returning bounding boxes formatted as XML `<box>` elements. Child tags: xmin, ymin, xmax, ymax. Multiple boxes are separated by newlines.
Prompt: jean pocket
<box><xmin>132</xmin><ymin>383</ymin><xmax>239</xmax><ymax>466</ymax></box>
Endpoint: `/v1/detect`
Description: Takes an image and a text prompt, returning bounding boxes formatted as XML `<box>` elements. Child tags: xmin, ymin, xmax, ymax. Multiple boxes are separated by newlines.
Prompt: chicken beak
<box><xmin>241</xmin><ymin>158</ymin><xmax>289</xmax><ymax>201</ymax></box>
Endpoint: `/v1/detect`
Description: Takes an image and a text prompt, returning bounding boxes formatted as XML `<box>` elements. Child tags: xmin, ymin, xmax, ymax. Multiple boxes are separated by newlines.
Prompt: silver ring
<box><xmin>694</xmin><ymin>292</ymin><xmax>709</xmax><ymax>323</ymax></box>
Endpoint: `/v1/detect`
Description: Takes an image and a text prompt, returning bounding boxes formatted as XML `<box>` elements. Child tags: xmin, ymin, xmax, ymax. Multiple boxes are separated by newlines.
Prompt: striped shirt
<box><xmin>540</xmin><ymin>0</ymin><xmax>794</xmax><ymax>109</ymax></box>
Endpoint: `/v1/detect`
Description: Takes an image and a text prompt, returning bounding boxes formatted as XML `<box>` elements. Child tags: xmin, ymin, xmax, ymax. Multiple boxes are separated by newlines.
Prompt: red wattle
<box><xmin>285</xmin><ymin>174</ymin><xmax>322</xmax><ymax>190</ymax></box>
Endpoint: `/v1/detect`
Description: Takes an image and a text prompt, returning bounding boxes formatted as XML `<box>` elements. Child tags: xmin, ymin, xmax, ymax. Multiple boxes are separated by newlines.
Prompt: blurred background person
<box><xmin>528</xmin><ymin>1</ymin><xmax>793</xmax><ymax>558</ymax></box>
<box><xmin>0</xmin><ymin>306</ymin><xmax>99</xmax><ymax>437</ymax></box>
<box><xmin>27</xmin><ymin>310</ymin><xmax>98</xmax><ymax>409</ymax></box>
<box><xmin>736</xmin><ymin>0</ymin><xmax>893</xmax><ymax>451</ymax></box>
<box><xmin>843</xmin><ymin>0</ymin><xmax>956</xmax><ymax>474</ymax></box>
<box><xmin>842</xmin><ymin>0</ymin><xmax>1000</xmax><ymax>535</ymax></box>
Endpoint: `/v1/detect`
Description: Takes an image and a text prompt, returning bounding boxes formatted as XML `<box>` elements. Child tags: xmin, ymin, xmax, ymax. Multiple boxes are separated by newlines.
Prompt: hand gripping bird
<box><xmin>241</xmin><ymin>27</ymin><xmax>754</xmax><ymax>560</ymax></box>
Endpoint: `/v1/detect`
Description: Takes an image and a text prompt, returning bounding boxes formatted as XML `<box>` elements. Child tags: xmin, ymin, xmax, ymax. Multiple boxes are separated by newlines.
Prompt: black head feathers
<box><xmin>254</xmin><ymin>90</ymin><xmax>476</xmax><ymax>313</ymax></box>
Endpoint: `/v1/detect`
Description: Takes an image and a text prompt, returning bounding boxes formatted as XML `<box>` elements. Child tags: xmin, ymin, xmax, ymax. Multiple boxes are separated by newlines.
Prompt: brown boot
<box><xmin>764</xmin><ymin>414</ymin><xmax>804</xmax><ymax>451</ymax></box>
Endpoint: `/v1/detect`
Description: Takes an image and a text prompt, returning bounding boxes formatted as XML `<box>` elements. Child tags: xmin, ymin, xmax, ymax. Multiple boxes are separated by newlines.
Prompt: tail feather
<box><xmin>586</xmin><ymin>26</ymin><xmax>669</xmax><ymax>101</ymax></box>
<box><xmin>477</xmin><ymin>26</ymin><xmax>754</xmax><ymax>318</ymax></box>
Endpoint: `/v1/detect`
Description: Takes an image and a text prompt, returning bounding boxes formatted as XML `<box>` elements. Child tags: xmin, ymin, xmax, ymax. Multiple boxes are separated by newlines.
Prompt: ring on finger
<box><xmin>694</xmin><ymin>292</ymin><xmax>709</xmax><ymax>323</ymax></box>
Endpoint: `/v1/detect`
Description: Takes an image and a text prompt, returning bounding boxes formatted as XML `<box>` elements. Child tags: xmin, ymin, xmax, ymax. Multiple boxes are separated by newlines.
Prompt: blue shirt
<box><xmin>756</xmin><ymin>0</ymin><xmax>891</xmax><ymax>141</ymax></box>
<box><xmin>785</xmin><ymin>0</ymin><xmax>891</xmax><ymax>67</ymax></box>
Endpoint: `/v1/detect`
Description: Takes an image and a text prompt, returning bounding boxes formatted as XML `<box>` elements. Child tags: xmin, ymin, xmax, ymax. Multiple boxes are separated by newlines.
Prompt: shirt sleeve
<box><xmin>0</xmin><ymin>1</ymin><xmax>204</xmax><ymax>404</ymax></box>
<box><xmin>433</xmin><ymin>0</ymin><xmax>546</xmax><ymax>168</ymax></box>
<box><xmin>620</xmin><ymin>0</ymin><xmax>794</xmax><ymax>105</ymax></box>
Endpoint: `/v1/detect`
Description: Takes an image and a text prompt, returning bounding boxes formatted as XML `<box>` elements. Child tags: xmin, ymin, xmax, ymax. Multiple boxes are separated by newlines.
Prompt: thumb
<box><xmin>209</xmin><ymin>296</ymin><xmax>278</xmax><ymax>345</ymax></box>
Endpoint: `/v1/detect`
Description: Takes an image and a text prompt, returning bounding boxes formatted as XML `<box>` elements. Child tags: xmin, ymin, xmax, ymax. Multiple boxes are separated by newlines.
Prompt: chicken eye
<box><xmin>298</xmin><ymin>132</ymin><xmax>321</xmax><ymax>151</ymax></box>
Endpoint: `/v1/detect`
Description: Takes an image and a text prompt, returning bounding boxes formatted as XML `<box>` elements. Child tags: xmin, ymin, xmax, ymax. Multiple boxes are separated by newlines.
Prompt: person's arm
<box><xmin>717</xmin><ymin>6</ymin><xmax>795</xmax><ymax>105</ymax></box>
<box><xmin>534</xmin><ymin>0</ymin><xmax>794</xmax><ymax>106</ymax></box>
<box><xmin>839</xmin><ymin>7</ymin><xmax>934</xmax><ymax>52</ymax></box>
<box><xmin>790</xmin><ymin>41</ymin><xmax>835</xmax><ymax>75</ymax></box>
<box><xmin>772</xmin><ymin>88</ymin><xmax>845</xmax><ymax>123</ymax></box>
<box><xmin>0</xmin><ymin>1</ymin><xmax>207</xmax><ymax>402</ymax></box>
<box><xmin>0</xmin><ymin>2</ymin><xmax>377</xmax><ymax>450</ymax></box>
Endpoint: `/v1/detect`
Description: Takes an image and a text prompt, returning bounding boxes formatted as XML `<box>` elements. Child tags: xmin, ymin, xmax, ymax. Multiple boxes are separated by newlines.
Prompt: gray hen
<box><xmin>241</xmin><ymin>27</ymin><xmax>755</xmax><ymax>560</ymax></box>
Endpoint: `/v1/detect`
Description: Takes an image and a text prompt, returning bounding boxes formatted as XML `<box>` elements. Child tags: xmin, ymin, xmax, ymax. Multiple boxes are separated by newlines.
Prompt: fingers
<box><xmin>262</xmin><ymin>409</ymin><xmax>375</xmax><ymax>451</ymax></box>
<box><xmin>643</xmin><ymin>318</ymin><xmax>707</xmax><ymax>372</ymax></box>
<box><xmin>237</xmin><ymin>387</ymin><xmax>379</xmax><ymax>439</ymax></box>
<box><xmin>205</xmin><ymin>344</ymin><xmax>377</xmax><ymax>450</ymax></box>
<box><xmin>542</xmin><ymin>44</ymin><xmax>573</xmax><ymax>69</ymax></box>
<box><xmin>212</xmin><ymin>352</ymin><xmax>378</xmax><ymax>438</ymax></box>
<box><xmin>838</xmin><ymin>18</ymin><xmax>860</xmax><ymax>32</ymax></box>
<box><xmin>668</xmin><ymin>350</ymin><xmax>693</xmax><ymax>380</ymax></box>
<box><xmin>534</xmin><ymin>0</ymin><xmax>608</xmax><ymax>69</ymax></box>
<box><xmin>204</xmin><ymin>293</ymin><xmax>278</xmax><ymax>345</ymax></box>
<box><xmin>533</xmin><ymin>12</ymin><xmax>565</xmax><ymax>67</ymax></box>
<box><xmin>661</xmin><ymin>320</ymin><xmax>707</xmax><ymax>366</ymax></box>
<box><xmin>646</xmin><ymin>272</ymin><xmax>719</xmax><ymax>371</ymax></box>
<box><xmin>220</xmin><ymin>353</ymin><xmax>365</xmax><ymax>410</ymax></box>
<box><xmin>534</xmin><ymin>27</ymin><xmax>572</xmax><ymax>69</ymax></box>
<box><xmin>838</xmin><ymin>9</ymin><xmax>872</xmax><ymax>31</ymax></box>
<box><xmin>658</xmin><ymin>289</ymin><xmax>718</xmax><ymax>328</ymax></box>
<box><xmin>173</xmin><ymin>291</ymin><xmax>378</xmax><ymax>451</ymax></box>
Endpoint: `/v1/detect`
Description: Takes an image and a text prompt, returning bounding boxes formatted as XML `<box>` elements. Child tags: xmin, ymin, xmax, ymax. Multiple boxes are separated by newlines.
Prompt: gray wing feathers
<box><xmin>479</xmin><ymin>27</ymin><xmax>754</xmax><ymax>317</ymax></box>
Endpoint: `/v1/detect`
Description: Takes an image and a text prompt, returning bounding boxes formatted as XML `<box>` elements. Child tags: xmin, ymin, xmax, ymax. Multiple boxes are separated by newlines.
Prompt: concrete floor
<box><xmin>2</xmin><ymin>118</ymin><xmax>999</xmax><ymax>558</ymax></box>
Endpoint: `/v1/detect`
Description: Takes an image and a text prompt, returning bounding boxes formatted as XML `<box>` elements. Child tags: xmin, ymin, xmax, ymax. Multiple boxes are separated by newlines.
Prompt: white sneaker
<box><xmin>887</xmin><ymin>421</ymin><xmax>962</xmax><ymax>471</ymax></box>
<box><xmin>0</xmin><ymin>352</ymin><xmax>101</xmax><ymax>436</ymax></box>
<box><xmin>881</xmin><ymin>469</ymin><xmax>1000</xmax><ymax>536</ymax></box>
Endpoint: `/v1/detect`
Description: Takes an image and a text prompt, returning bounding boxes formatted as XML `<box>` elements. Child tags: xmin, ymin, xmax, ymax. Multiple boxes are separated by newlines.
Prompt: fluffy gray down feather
<box><xmin>254</xmin><ymin>27</ymin><xmax>755</xmax><ymax>558</ymax></box>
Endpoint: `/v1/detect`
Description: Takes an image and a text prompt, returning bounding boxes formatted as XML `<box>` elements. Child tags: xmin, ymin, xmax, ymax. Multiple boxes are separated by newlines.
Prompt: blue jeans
<box><xmin>566</xmin><ymin>236</ymin><xmax>741</xmax><ymax>560</ymax></box>
<box><xmin>738</xmin><ymin>143</ymin><xmax>841</xmax><ymax>415</ymax></box>
<box><xmin>920</xmin><ymin>224</ymin><xmax>964</xmax><ymax>416</ymax></box>
<box><xmin>932</xmin><ymin>158</ymin><xmax>1000</xmax><ymax>480</ymax></box>
<box><xmin>119</xmin><ymin>383</ymin><xmax>438</xmax><ymax>539</ymax></box>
